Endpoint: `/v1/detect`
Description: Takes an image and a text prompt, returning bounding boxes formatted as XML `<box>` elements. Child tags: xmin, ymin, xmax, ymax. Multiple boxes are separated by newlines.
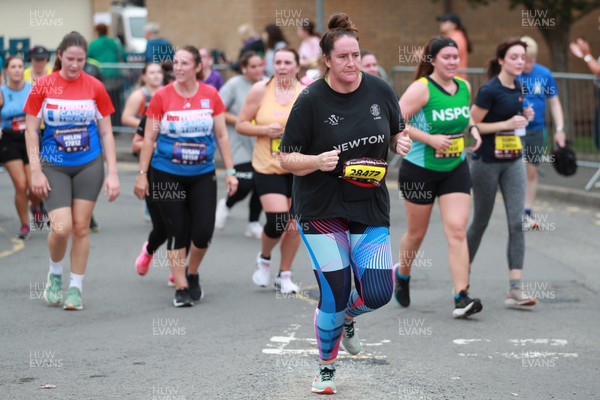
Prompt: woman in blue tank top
<box><xmin>0</xmin><ymin>55</ymin><xmax>41</xmax><ymax>239</ymax></box>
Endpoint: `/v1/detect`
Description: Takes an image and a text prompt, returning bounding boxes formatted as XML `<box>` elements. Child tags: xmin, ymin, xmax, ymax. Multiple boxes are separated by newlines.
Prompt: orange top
<box><xmin>253</xmin><ymin>80</ymin><xmax>303</xmax><ymax>174</ymax></box>
<box><xmin>447</xmin><ymin>30</ymin><xmax>468</xmax><ymax>78</ymax></box>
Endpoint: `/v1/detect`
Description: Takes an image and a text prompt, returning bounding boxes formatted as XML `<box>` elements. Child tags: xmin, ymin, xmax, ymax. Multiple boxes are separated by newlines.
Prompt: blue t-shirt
<box><xmin>1</xmin><ymin>82</ymin><xmax>32</xmax><ymax>130</ymax></box>
<box><xmin>23</xmin><ymin>72</ymin><xmax>115</xmax><ymax>167</ymax></box>
<box><xmin>516</xmin><ymin>63</ymin><xmax>558</xmax><ymax>131</ymax></box>
<box><xmin>147</xmin><ymin>83</ymin><xmax>225</xmax><ymax>176</ymax></box>
<box><xmin>145</xmin><ymin>38</ymin><xmax>174</xmax><ymax>63</ymax></box>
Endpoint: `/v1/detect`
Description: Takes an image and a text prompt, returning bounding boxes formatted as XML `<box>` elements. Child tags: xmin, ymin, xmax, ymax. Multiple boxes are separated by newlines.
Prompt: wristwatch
<box><xmin>584</xmin><ymin>54</ymin><xmax>593</xmax><ymax>63</ymax></box>
<box><xmin>137</xmin><ymin>170</ymin><xmax>147</xmax><ymax>175</ymax></box>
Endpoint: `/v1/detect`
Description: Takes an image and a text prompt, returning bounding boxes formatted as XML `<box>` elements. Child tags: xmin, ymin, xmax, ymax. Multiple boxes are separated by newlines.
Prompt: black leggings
<box><xmin>225</xmin><ymin>162</ymin><xmax>262</xmax><ymax>222</ymax></box>
<box><xmin>151</xmin><ymin>168</ymin><xmax>217</xmax><ymax>250</ymax></box>
<box><xmin>145</xmin><ymin>166</ymin><xmax>175</xmax><ymax>253</ymax></box>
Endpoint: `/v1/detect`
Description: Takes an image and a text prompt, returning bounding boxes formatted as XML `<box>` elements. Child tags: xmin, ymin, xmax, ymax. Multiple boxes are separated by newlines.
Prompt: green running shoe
<box><xmin>43</xmin><ymin>272</ymin><xmax>62</xmax><ymax>305</ymax></box>
<box><xmin>311</xmin><ymin>365</ymin><xmax>336</xmax><ymax>395</ymax></box>
<box><xmin>63</xmin><ymin>287</ymin><xmax>83</xmax><ymax>310</ymax></box>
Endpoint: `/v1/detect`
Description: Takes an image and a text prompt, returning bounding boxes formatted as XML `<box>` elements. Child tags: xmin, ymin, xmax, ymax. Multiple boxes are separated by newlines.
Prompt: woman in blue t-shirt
<box><xmin>467</xmin><ymin>38</ymin><xmax>537</xmax><ymax>309</ymax></box>
<box><xmin>0</xmin><ymin>55</ymin><xmax>41</xmax><ymax>239</ymax></box>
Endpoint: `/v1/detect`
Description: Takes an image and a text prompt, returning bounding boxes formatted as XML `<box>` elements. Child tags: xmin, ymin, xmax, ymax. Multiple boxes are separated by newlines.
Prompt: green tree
<box><xmin>466</xmin><ymin>0</ymin><xmax>600</xmax><ymax>71</ymax></box>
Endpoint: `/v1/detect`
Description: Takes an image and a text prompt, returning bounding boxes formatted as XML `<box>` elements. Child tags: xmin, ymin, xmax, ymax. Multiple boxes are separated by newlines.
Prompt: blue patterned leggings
<box><xmin>299</xmin><ymin>218</ymin><xmax>393</xmax><ymax>361</ymax></box>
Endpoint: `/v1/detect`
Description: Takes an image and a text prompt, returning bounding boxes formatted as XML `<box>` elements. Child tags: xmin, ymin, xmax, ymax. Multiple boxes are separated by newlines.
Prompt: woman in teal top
<box><xmin>394</xmin><ymin>36</ymin><xmax>483</xmax><ymax>319</ymax></box>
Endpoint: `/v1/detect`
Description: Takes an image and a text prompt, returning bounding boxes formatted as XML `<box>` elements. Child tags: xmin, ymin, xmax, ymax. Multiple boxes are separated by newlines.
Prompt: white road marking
<box><xmin>453</xmin><ymin>339</ymin><xmax>578</xmax><ymax>360</ymax></box>
<box><xmin>263</xmin><ymin>324</ymin><xmax>390</xmax><ymax>359</ymax></box>
<box><xmin>453</xmin><ymin>338</ymin><xmax>491</xmax><ymax>345</ymax></box>
<box><xmin>499</xmin><ymin>352</ymin><xmax>578</xmax><ymax>359</ymax></box>
<box><xmin>508</xmin><ymin>339</ymin><xmax>568</xmax><ymax>346</ymax></box>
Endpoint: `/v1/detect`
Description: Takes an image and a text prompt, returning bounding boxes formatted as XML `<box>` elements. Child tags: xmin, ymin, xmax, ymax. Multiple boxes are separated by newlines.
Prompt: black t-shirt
<box><xmin>473</xmin><ymin>76</ymin><xmax>524</xmax><ymax>163</ymax></box>
<box><xmin>281</xmin><ymin>72</ymin><xmax>404</xmax><ymax>227</ymax></box>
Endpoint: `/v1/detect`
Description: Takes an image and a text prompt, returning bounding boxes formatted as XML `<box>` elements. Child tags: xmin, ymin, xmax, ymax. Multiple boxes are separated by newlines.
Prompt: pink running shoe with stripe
<box><xmin>136</xmin><ymin>242</ymin><xmax>153</xmax><ymax>275</ymax></box>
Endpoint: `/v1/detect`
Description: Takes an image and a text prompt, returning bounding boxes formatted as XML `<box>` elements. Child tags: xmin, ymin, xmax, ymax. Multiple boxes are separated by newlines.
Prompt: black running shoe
<box><xmin>173</xmin><ymin>288</ymin><xmax>193</xmax><ymax>307</ymax></box>
<box><xmin>453</xmin><ymin>290</ymin><xmax>482</xmax><ymax>319</ymax></box>
<box><xmin>90</xmin><ymin>216</ymin><xmax>100</xmax><ymax>233</ymax></box>
<box><xmin>394</xmin><ymin>271</ymin><xmax>411</xmax><ymax>307</ymax></box>
<box><xmin>186</xmin><ymin>269</ymin><xmax>204</xmax><ymax>302</ymax></box>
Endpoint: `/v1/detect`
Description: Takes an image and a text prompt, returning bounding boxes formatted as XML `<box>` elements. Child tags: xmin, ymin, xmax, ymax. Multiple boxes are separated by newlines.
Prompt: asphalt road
<box><xmin>0</xmin><ymin>163</ymin><xmax>599</xmax><ymax>400</ymax></box>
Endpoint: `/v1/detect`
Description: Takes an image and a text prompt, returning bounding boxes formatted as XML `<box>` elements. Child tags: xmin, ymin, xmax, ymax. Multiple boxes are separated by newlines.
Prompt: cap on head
<box><xmin>30</xmin><ymin>46</ymin><xmax>50</xmax><ymax>60</ymax></box>
<box><xmin>436</xmin><ymin>13</ymin><xmax>461</xmax><ymax>25</ymax></box>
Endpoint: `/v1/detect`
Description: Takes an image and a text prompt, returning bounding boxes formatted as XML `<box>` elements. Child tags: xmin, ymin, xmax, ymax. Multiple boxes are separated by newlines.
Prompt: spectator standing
<box><xmin>144</xmin><ymin>22</ymin><xmax>174</xmax><ymax>64</ymax></box>
<box><xmin>437</xmin><ymin>13</ymin><xmax>472</xmax><ymax>79</ymax></box>
<box><xmin>87</xmin><ymin>23</ymin><xmax>127</xmax><ymax>127</ymax></box>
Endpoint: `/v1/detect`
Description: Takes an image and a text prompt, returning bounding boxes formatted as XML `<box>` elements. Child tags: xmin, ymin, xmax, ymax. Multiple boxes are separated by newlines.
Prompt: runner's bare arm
<box><xmin>235</xmin><ymin>81</ymin><xmax>269</xmax><ymax>137</ymax></box>
<box><xmin>470</xmin><ymin>105</ymin><xmax>527</xmax><ymax>133</ymax></box>
<box><xmin>280</xmin><ymin>149</ymin><xmax>340</xmax><ymax>176</ymax></box>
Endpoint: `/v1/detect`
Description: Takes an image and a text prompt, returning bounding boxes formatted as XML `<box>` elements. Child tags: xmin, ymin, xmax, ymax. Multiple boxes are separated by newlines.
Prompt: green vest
<box><xmin>404</xmin><ymin>76</ymin><xmax>470</xmax><ymax>171</ymax></box>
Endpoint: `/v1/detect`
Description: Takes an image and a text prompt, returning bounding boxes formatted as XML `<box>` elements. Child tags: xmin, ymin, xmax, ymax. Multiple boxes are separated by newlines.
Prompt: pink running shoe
<box><xmin>168</xmin><ymin>272</ymin><xmax>175</xmax><ymax>287</ymax></box>
<box><xmin>135</xmin><ymin>242</ymin><xmax>153</xmax><ymax>275</ymax></box>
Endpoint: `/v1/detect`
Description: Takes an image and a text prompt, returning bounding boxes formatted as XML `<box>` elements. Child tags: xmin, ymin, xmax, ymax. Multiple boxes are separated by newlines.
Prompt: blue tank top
<box><xmin>1</xmin><ymin>82</ymin><xmax>32</xmax><ymax>130</ymax></box>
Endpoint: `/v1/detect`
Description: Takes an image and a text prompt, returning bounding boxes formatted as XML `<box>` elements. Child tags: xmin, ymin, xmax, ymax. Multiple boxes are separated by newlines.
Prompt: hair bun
<box><xmin>328</xmin><ymin>13</ymin><xmax>356</xmax><ymax>32</ymax></box>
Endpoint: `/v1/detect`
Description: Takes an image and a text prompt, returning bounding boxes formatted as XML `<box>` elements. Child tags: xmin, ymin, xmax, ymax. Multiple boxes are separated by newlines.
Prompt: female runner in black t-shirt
<box><xmin>467</xmin><ymin>38</ymin><xmax>537</xmax><ymax>309</ymax></box>
<box><xmin>280</xmin><ymin>13</ymin><xmax>411</xmax><ymax>395</ymax></box>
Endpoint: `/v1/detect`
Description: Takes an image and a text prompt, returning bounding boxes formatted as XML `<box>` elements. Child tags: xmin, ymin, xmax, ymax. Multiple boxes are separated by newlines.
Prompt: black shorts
<box><xmin>253</xmin><ymin>171</ymin><xmax>293</xmax><ymax>197</ymax></box>
<box><xmin>0</xmin><ymin>130</ymin><xmax>29</xmax><ymax>164</ymax></box>
<box><xmin>398</xmin><ymin>159</ymin><xmax>471</xmax><ymax>205</ymax></box>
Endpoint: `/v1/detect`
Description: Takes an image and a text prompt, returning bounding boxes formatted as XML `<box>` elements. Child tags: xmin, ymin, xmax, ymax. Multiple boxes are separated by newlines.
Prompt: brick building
<box><xmin>92</xmin><ymin>0</ymin><xmax>600</xmax><ymax>75</ymax></box>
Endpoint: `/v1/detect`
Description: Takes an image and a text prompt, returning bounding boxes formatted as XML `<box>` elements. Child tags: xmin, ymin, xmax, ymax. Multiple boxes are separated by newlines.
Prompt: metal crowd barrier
<box><xmin>389</xmin><ymin>66</ymin><xmax>600</xmax><ymax>191</ymax></box>
<box><xmin>99</xmin><ymin>63</ymin><xmax>145</xmax><ymax>134</ymax></box>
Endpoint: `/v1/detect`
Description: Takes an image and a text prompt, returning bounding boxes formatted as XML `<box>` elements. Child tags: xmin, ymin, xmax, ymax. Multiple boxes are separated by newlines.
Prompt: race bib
<box><xmin>494</xmin><ymin>132</ymin><xmax>522</xmax><ymax>160</ymax></box>
<box><xmin>171</xmin><ymin>142</ymin><xmax>207</xmax><ymax>165</ymax></box>
<box><xmin>341</xmin><ymin>158</ymin><xmax>388</xmax><ymax>187</ymax></box>
<box><xmin>12</xmin><ymin>116</ymin><xmax>26</xmax><ymax>131</ymax></box>
<box><xmin>271</xmin><ymin>137</ymin><xmax>282</xmax><ymax>156</ymax></box>
<box><xmin>54</xmin><ymin>127</ymin><xmax>90</xmax><ymax>152</ymax></box>
<box><xmin>434</xmin><ymin>133</ymin><xmax>464</xmax><ymax>158</ymax></box>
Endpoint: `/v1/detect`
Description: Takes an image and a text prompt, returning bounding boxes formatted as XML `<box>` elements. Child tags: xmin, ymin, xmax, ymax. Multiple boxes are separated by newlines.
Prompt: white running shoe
<box><xmin>505</xmin><ymin>287</ymin><xmax>537</xmax><ymax>308</ymax></box>
<box><xmin>341</xmin><ymin>320</ymin><xmax>362</xmax><ymax>355</ymax></box>
<box><xmin>252</xmin><ymin>252</ymin><xmax>271</xmax><ymax>287</ymax></box>
<box><xmin>245</xmin><ymin>221</ymin><xmax>263</xmax><ymax>239</ymax></box>
<box><xmin>522</xmin><ymin>214</ymin><xmax>540</xmax><ymax>231</ymax></box>
<box><xmin>214</xmin><ymin>198</ymin><xmax>229</xmax><ymax>230</ymax></box>
<box><xmin>274</xmin><ymin>271</ymin><xmax>299</xmax><ymax>294</ymax></box>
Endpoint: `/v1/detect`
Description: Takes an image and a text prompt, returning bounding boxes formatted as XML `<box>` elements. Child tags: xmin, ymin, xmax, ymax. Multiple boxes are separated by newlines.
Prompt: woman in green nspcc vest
<box><xmin>394</xmin><ymin>36</ymin><xmax>483</xmax><ymax>319</ymax></box>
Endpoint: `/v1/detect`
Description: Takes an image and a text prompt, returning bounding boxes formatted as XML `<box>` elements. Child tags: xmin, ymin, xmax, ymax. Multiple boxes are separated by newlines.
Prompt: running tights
<box><xmin>299</xmin><ymin>217</ymin><xmax>393</xmax><ymax>361</ymax></box>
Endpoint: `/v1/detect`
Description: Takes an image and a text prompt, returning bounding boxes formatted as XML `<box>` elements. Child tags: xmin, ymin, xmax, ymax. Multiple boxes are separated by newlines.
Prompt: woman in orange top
<box><xmin>437</xmin><ymin>13</ymin><xmax>472</xmax><ymax>78</ymax></box>
<box><xmin>236</xmin><ymin>47</ymin><xmax>305</xmax><ymax>295</ymax></box>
